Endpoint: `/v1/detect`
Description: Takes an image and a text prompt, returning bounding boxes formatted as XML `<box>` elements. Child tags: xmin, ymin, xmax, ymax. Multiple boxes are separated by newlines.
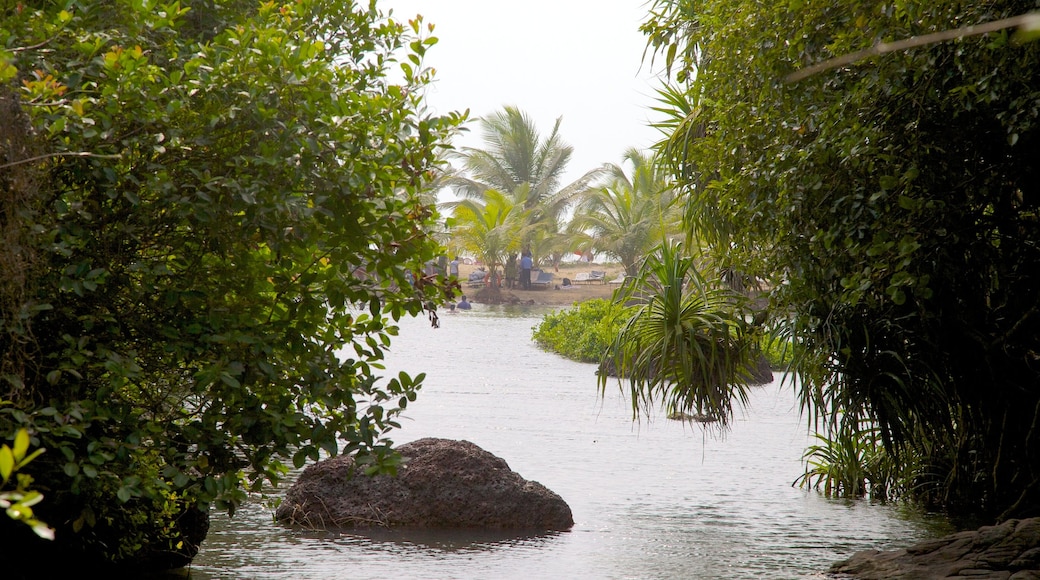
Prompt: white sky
<box><xmin>381</xmin><ymin>0</ymin><xmax>667</xmax><ymax>188</ymax></box>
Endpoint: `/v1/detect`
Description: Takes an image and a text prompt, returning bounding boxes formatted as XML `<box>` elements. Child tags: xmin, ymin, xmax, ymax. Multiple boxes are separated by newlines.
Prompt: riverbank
<box><xmin>455</xmin><ymin>262</ymin><xmax>621</xmax><ymax>306</ymax></box>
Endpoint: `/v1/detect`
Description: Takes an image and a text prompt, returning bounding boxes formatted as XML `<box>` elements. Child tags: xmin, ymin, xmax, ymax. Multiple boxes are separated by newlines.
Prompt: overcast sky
<box><xmin>382</xmin><ymin>0</ymin><xmax>666</xmax><ymax>187</ymax></box>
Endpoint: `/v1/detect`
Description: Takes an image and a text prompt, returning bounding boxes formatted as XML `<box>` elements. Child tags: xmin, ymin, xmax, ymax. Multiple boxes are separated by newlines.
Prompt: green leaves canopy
<box><xmin>1</xmin><ymin>0</ymin><xmax>460</xmax><ymax>566</ymax></box>
<box><xmin>645</xmin><ymin>0</ymin><xmax>1040</xmax><ymax>518</ymax></box>
<box><xmin>446</xmin><ymin>106</ymin><xmax>607</xmax><ymax>265</ymax></box>
<box><xmin>570</xmin><ymin>148</ymin><xmax>679</xmax><ymax>276</ymax></box>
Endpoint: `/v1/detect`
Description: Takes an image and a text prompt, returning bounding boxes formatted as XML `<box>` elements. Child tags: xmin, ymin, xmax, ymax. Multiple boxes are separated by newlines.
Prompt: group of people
<box><xmin>502</xmin><ymin>251</ymin><xmax>534</xmax><ymax>290</ymax></box>
<box><xmin>425</xmin><ymin>255</ymin><xmax>461</xmax><ymax>279</ymax></box>
<box><xmin>428</xmin><ymin>250</ymin><xmax>536</xmax><ymax>310</ymax></box>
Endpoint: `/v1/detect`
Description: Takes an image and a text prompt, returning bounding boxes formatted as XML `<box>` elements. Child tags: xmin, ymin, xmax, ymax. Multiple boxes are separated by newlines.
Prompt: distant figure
<box><xmin>457</xmin><ymin>295</ymin><xmax>472</xmax><ymax>310</ymax></box>
<box><xmin>504</xmin><ymin>253</ymin><xmax>517</xmax><ymax>289</ymax></box>
<box><xmin>449</xmin><ymin>256</ymin><xmax>460</xmax><ymax>279</ymax></box>
<box><xmin>424</xmin><ymin>260</ymin><xmax>436</xmax><ymax>277</ymax></box>
<box><xmin>520</xmin><ymin>251</ymin><xmax>533</xmax><ymax>290</ymax></box>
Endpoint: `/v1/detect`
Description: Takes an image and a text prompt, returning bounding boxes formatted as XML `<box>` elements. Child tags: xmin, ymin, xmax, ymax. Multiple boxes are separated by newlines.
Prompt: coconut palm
<box><xmin>599</xmin><ymin>240</ymin><xmax>759</xmax><ymax>428</ymax></box>
<box><xmin>448</xmin><ymin>188</ymin><xmax>527</xmax><ymax>287</ymax></box>
<box><xmin>447</xmin><ymin>106</ymin><xmax>608</xmax><ymax>263</ymax></box>
<box><xmin>569</xmin><ymin>148</ymin><xmax>680</xmax><ymax>276</ymax></box>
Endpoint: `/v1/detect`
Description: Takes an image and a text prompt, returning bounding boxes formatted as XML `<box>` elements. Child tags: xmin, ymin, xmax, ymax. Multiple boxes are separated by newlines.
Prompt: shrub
<box><xmin>533</xmin><ymin>299</ymin><xmax>627</xmax><ymax>363</ymax></box>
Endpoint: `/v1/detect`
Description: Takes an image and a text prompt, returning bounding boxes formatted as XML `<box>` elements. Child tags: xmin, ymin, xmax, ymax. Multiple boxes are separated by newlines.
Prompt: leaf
<box><xmin>219</xmin><ymin>372</ymin><xmax>241</xmax><ymax>388</ymax></box>
<box><xmin>33</xmin><ymin>521</ymin><xmax>55</xmax><ymax>540</ymax></box>
<box><xmin>13</xmin><ymin>429</ymin><xmax>29</xmax><ymax>460</ymax></box>
<box><xmin>19</xmin><ymin>448</ymin><xmax>45</xmax><ymax>469</ymax></box>
<box><xmin>0</xmin><ymin>446</ymin><xmax>13</xmax><ymax>482</ymax></box>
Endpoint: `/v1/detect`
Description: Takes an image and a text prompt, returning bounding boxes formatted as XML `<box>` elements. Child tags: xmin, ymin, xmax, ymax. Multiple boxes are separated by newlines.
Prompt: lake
<box><xmin>189</xmin><ymin>305</ymin><xmax>951</xmax><ymax>579</ymax></box>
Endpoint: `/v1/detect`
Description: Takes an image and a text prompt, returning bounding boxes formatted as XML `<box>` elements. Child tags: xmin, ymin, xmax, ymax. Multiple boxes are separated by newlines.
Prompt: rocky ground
<box><xmin>829</xmin><ymin>517</ymin><xmax>1040</xmax><ymax>579</ymax></box>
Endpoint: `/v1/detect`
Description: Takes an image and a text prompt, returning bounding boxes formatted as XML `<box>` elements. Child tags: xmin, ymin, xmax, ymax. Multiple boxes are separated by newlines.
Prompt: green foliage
<box><xmin>759</xmin><ymin>333</ymin><xmax>796</xmax><ymax>370</ymax></box>
<box><xmin>644</xmin><ymin>0</ymin><xmax>1040</xmax><ymax>518</ymax></box>
<box><xmin>0</xmin><ymin>428</ymin><xmax>53</xmax><ymax>540</ymax></box>
<box><xmin>533</xmin><ymin>299</ymin><xmax>628</xmax><ymax>363</ymax></box>
<box><xmin>448</xmin><ymin>188</ymin><xmax>526</xmax><ymax>278</ymax></box>
<box><xmin>1</xmin><ymin>0</ymin><xmax>461</xmax><ymax>568</ymax></box>
<box><xmin>599</xmin><ymin>241</ymin><xmax>760</xmax><ymax>427</ymax></box>
<box><xmin>444</xmin><ymin>106</ymin><xmax>607</xmax><ymax>266</ymax></box>
<box><xmin>795</xmin><ymin>420</ymin><xmax>915</xmax><ymax>501</ymax></box>
<box><xmin>569</xmin><ymin>148</ymin><xmax>680</xmax><ymax>276</ymax></box>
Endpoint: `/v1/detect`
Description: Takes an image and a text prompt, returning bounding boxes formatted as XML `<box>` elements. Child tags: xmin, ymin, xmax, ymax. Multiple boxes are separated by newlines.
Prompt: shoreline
<box><xmin>454</xmin><ymin>262</ymin><xmax>621</xmax><ymax>307</ymax></box>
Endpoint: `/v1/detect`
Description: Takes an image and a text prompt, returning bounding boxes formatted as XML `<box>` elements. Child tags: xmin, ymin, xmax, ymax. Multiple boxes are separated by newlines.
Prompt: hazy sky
<box><xmin>382</xmin><ymin>0</ymin><xmax>666</xmax><ymax>186</ymax></box>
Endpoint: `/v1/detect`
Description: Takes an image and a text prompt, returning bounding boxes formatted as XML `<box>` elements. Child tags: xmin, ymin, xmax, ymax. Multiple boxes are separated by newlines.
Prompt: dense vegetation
<box><xmin>442</xmin><ymin>108</ymin><xmax>683</xmax><ymax>282</ymax></box>
<box><xmin>532</xmin><ymin>299</ymin><xmax>627</xmax><ymax>363</ymax></box>
<box><xmin>644</xmin><ymin>0</ymin><xmax>1040</xmax><ymax>520</ymax></box>
<box><xmin>0</xmin><ymin>0</ymin><xmax>460</xmax><ymax>571</ymax></box>
<box><xmin>443</xmin><ymin>106</ymin><xmax>608</xmax><ymax>279</ymax></box>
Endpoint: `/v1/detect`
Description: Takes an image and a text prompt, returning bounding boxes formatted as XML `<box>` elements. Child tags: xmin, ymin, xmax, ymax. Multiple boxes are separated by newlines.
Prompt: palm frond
<box><xmin>599</xmin><ymin>240</ymin><xmax>759</xmax><ymax>429</ymax></box>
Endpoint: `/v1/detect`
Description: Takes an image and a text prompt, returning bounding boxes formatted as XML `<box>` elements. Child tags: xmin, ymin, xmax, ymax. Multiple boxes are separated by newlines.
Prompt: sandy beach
<box><xmin>455</xmin><ymin>262</ymin><xmax>623</xmax><ymax>307</ymax></box>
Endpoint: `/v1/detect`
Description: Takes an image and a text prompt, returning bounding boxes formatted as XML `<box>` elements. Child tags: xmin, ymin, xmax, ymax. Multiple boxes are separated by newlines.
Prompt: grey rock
<box><xmin>831</xmin><ymin>518</ymin><xmax>1040</xmax><ymax>579</ymax></box>
<box><xmin>275</xmin><ymin>438</ymin><xmax>574</xmax><ymax>531</ymax></box>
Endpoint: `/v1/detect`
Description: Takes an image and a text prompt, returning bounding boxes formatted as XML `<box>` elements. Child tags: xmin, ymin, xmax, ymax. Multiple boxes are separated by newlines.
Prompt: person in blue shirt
<box><xmin>519</xmin><ymin>251</ymin><xmax>533</xmax><ymax>289</ymax></box>
<box><xmin>456</xmin><ymin>295</ymin><xmax>472</xmax><ymax>310</ymax></box>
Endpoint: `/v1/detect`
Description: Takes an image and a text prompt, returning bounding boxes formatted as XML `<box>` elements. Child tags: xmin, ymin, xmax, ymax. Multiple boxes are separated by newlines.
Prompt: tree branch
<box><xmin>0</xmin><ymin>151</ymin><xmax>122</xmax><ymax>169</ymax></box>
<box><xmin>785</xmin><ymin>12</ymin><xmax>1040</xmax><ymax>83</ymax></box>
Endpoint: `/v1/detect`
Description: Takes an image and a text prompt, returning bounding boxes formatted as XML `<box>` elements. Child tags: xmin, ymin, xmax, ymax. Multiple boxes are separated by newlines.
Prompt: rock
<box><xmin>830</xmin><ymin>518</ymin><xmax>1040</xmax><ymax>579</ymax></box>
<box><xmin>275</xmin><ymin>438</ymin><xmax>574</xmax><ymax>531</ymax></box>
<box><xmin>666</xmin><ymin>411</ymin><xmax>718</xmax><ymax>423</ymax></box>
<box><xmin>473</xmin><ymin>287</ymin><xmax>524</xmax><ymax>304</ymax></box>
<box><xmin>747</xmin><ymin>354</ymin><xmax>774</xmax><ymax>385</ymax></box>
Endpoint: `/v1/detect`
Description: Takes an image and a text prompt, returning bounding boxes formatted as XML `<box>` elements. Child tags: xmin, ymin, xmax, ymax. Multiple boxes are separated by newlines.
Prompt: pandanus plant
<box><xmin>598</xmin><ymin>240</ymin><xmax>761</xmax><ymax>428</ymax></box>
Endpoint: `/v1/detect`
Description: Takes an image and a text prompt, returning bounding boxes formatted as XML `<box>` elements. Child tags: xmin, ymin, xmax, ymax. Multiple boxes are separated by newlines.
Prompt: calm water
<box><xmin>189</xmin><ymin>305</ymin><xmax>951</xmax><ymax>579</ymax></box>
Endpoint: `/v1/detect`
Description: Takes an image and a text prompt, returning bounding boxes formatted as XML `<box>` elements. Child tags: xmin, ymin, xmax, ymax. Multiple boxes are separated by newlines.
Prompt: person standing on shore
<box><xmin>520</xmin><ymin>251</ymin><xmax>533</xmax><ymax>290</ymax></box>
<box><xmin>449</xmin><ymin>256</ymin><xmax>460</xmax><ymax>279</ymax></box>
<box><xmin>504</xmin><ymin>253</ymin><xmax>517</xmax><ymax>289</ymax></box>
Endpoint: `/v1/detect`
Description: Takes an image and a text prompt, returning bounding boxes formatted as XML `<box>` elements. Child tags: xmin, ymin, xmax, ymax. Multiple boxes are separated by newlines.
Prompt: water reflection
<box><xmin>317</xmin><ymin>527</ymin><xmax>563</xmax><ymax>553</ymax></box>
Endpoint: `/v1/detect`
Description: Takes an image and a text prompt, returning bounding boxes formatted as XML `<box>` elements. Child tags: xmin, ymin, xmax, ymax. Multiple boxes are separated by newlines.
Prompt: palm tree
<box><xmin>569</xmin><ymin>148</ymin><xmax>680</xmax><ymax>276</ymax></box>
<box><xmin>447</xmin><ymin>106</ymin><xmax>607</xmax><ymax>263</ymax></box>
<box><xmin>448</xmin><ymin>188</ymin><xmax>527</xmax><ymax>288</ymax></box>
<box><xmin>599</xmin><ymin>240</ymin><xmax>759</xmax><ymax>429</ymax></box>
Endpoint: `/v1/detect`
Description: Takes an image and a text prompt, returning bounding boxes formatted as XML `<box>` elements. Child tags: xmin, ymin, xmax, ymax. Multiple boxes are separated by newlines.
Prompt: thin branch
<box><xmin>0</xmin><ymin>151</ymin><xmax>122</xmax><ymax>170</ymax></box>
<box><xmin>785</xmin><ymin>12</ymin><xmax>1040</xmax><ymax>83</ymax></box>
<box><xmin>9</xmin><ymin>30</ymin><xmax>64</xmax><ymax>53</ymax></box>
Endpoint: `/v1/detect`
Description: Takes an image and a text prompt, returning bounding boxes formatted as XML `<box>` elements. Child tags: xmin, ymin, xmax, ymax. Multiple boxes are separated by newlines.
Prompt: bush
<box><xmin>759</xmin><ymin>333</ymin><xmax>799</xmax><ymax>370</ymax></box>
<box><xmin>533</xmin><ymin>299</ymin><xmax>627</xmax><ymax>363</ymax></box>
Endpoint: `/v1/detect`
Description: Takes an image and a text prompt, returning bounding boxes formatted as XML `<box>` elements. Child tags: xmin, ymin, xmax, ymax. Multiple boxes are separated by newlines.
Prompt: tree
<box><xmin>569</xmin><ymin>148</ymin><xmax>680</xmax><ymax>276</ymax></box>
<box><xmin>448</xmin><ymin>188</ymin><xmax>527</xmax><ymax>286</ymax></box>
<box><xmin>447</xmin><ymin>106</ymin><xmax>606</xmax><ymax>264</ymax></box>
<box><xmin>643</xmin><ymin>0</ymin><xmax>1040</xmax><ymax>520</ymax></box>
<box><xmin>599</xmin><ymin>240</ymin><xmax>758</xmax><ymax>428</ymax></box>
<box><xmin>0</xmin><ymin>0</ymin><xmax>461</xmax><ymax>570</ymax></box>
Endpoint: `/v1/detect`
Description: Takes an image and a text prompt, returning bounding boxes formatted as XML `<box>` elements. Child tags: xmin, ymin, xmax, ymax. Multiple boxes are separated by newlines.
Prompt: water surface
<box><xmin>190</xmin><ymin>305</ymin><xmax>950</xmax><ymax>579</ymax></box>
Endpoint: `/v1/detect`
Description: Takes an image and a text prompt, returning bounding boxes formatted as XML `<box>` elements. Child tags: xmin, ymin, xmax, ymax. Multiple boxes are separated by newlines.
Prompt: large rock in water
<box><xmin>275</xmin><ymin>438</ymin><xmax>574</xmax><ymax>531</ymax></box>
<box><xmin>830</xmin><ymin>518</ymin><xmax>1040</xmax><ymax>579</ymax></box>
